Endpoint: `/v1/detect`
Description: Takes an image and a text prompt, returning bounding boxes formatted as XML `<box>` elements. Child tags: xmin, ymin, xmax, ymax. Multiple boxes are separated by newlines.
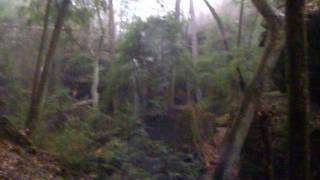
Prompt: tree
<box><xmin>107</xmin><ymin>0</ymin><xmax>118</xmax><ymax>113</ymax></box>
<box><xmin>237</xmin><ymin>0</ymin><xmax>245</xmax><ymax>47</ymax></box>
<box><xmin>168</xmin><ymin>0</ymin><xmax>182</xmax><ymax>107</ymax></box>
<box><xmin>91</xmin><ymin>0</ymin><xmax>106</xmax><ymax>110</ymax></box>
<box><xmin>203</xmin><ymin>0</ymin><xmax>230</xmax><ymax>51</ymax></box>
<box><xmin>190</xmin><ymin>0</ymin><xmax>198</xmax><ymax>60</ymax></box>
<box><xmin>175</xmin><ymin>0</ymin><xmax>182</xmax><ymax>21</ymax></box>
<box><xmin>26</xmin><ymin>0</ymin><xmax>52</xmax><ymax>134</ymax></box>
<box><xmin>189</xmin><ymin>0</ymin><xmax>202</xmax><ymax>102</ymax></box>
<box><xmin>212</xmin><ymin>0</ymin><xmax>284</xmax><ymax>178</ymax></box>
<box><xmin>26</xmin><ymin>0</ymin><xmax>71</xmax><ymax>136</ymax></box>
<box><xmin>286</xmin><ymin>0</ymin><xmax>310</xmax><ymax>179</ymax></box>
<box><xmin>247</xmin><ymin>10</ymin><xmax>259</xmax><ymax>47</ymax></box>
<box><xmin>107</xmin><ymin>0</ymin><xmax>115</xmax><ymax>61</ymax></box>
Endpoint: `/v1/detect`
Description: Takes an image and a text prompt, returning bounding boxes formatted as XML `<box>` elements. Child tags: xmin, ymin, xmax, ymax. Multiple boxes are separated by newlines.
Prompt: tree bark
<box><xmin>107</xmin><ymin>0</ymin><xmax>115</xmax><ymax>61</ymax></box>
<box><xmin>190</xmin><ymin>0</ymin><xmax>198</xmax><ymax>59</ymax></box>
<box><xmin>91</xmin><ymin>3</ymin><xmax>105</xmax><ymax>110</ymax></box>
<box><xmin>175</xmin><ymin>0</ymin><xmax>182</xmax><ymax>21</ymax></box>
<box><xmin>237</xmin><ymin>0</ymin><xmax>245</xmax><ymax>47</ymax></box>
<box><xmin>26</xmin><ymin>0</ymin><xmax>70</xmax><ymax>136</ymax></box>
<box><xmin>212</xmin><ymin>0</ymin><xmax>283</xmax><ymax>178</ymax></box>
<box><xmin>236</xmin><ymin>66</ymin><xmax>246</xmax><ymax>92</ymax></box>
<box><xmin>247</xmin><ymin>11</ymin><xmax>259</xmax><ymax>47</ymax></box>
<box><xmin>203</xmin><ymin>0</ymin><xmax>230</xmax><ymax>51</ymax></box>
<box><xmin>107</xmin><ymin>0</ymin><xmax>118</xmax><ymax>113</ymax></box>
<box><xmin>132</xmin><ymin>64</ymin><xmax>140</xmax><ymax>119</ymax></box>
<box><xmin>26</xmin><ymin>0</ymin><xmax>52</xmax><ymax>131</ymax></box>
<box><xmin>169</xmin><ymin>68</ymin><xmax>176</xmax><ymax>107</ymax></box>
<box><xmin>189</xmin><ymin>0</ymin><xmax>202</xmax><ymax>102</ymax></box>
<box><xmin>168</xmin><ymin>0</ymin><xmax>182</xmax><ymax>108</ymax></box>
<box><xmin>286</xmin><ymin>0</ymin><xmax>310</xmax><ymax>179</ymax></box>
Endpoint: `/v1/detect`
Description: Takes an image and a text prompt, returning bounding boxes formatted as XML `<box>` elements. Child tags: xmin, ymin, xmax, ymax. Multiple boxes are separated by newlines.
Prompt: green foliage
<box><xmin>44</xmin><ymin>121</ymin><xmax>93</xmax><ymax>164</ymax></box>
<box><xmin>62</xmin><ymin>53</ymin><xmax>94</xmax><ymax>84</ymax></box>
<box><xmin>102</xmin><ymin>15</ymin><xmax>193</xmax><ymax>114</ymax></box>
<box><xmin>193</xmin><ymin>43</ymin><xmax>260</xmax><ymax>113</ymax></box>
<box><xmin>21</xmin><ymin>0</ymin><xmax>94</xmax><ymax>28</ymax></box>
<box><xmin>0</xmin><ymin>49</ymin><xmax>29</xmax><ymax>128</ymax></box>
<box><xmin>0</xmin><ymin>0</ymin><xmax>269</xmax><ymax>178</ymax></box>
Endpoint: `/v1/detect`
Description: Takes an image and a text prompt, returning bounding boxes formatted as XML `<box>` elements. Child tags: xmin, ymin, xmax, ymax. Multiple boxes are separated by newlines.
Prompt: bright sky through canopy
<box><xmin>119</xmin><ymin>0</ymin><xmax>224</xmax><ymax>19</ymax></box>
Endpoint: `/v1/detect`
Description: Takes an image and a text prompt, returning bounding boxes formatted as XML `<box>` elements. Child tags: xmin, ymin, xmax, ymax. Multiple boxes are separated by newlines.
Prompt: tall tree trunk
<box><xmin>107</xmin><ymin>0</ymin><xmax>115</xmax><ymax>61</ymax></box>
<box><xmin>91</xmin><ymin>50</ymin><xmax>100</xmax><ymax>110</ymax></box>
<box><xmin>189</xmin><ymin>0</ymin><xmax>202</xmax><ymax>102</ymax></box>
<box><xmin>237</xmin><ymin>0</ymin><xmax>245</xmax><ymax>47</ymax></box>
<box><xmin>132</xmin><ymin>64</ymin><xmax>140</xmax><ymax>119</ymax></box>
<box><xmin>203</xmin><ymin>0</ymin><xmax>230</xmax><ymax>51</ymax></box>
<box><xmin>175</xmin><ymin>0</ymin><xmax>182</xmax><ymax>21</ymax></box>
<box><xmin>286</xmin><ymin>0</ymin><xmax>310</xmax><ymax>179</ymax></box>
<box><xmin>26</xmin><ymin>0</ymin><xmax>70</xmax><ymax>136</ymax></box>
<box><xmin>168</xmin><ymin>0</ymin><xmax>182</xmax><ymax>107</ymax></box>
<box><xmin>190</xmin><ymin>0</ymin><xmax>198</xmax><ymax>59</ymax></box>
<box><xmin>247</xmin><ymin>11</ymin><xmax>259</xmax><ymax>47</ymax></box>
<box><xmin>26</xmin><ymin>0</ymin><xmax>52</xmax><ymax>131</ymax></box>
<box><xmin>91</xmin><ymin>3</ymin><xmax>105</xmax><ymax>110</ymax></box>
<box><xmin>212</xmin><ymin>0</ymin><xmax>283</xmax><ymax>178</ymax></box>
<box><xmin>107</xmin><ymin>0</ymin><xmax>118</xmax><ymax>113</ymax></box>
<box><xmin>169</xmin><ymin>69</ymin><xmax>176</xmax><ymax>107</ymax></box>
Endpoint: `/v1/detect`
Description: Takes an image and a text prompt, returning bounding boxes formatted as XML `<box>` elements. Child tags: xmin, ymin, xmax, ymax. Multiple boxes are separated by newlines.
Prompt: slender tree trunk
<box><xmin>108</xmin><ymin>0</ymin><xmax>115</xmax><ymax>61</ymax></box>
<box><xmin>247</xmin><ymin>11</ymin><xmax>259</xmax><ymax>47</ymax></box>
<box><xmin>212</xmin><ymin>0</ymin><xmax>283</xmax><ymax>178</ymax></box>
<box><xmin>91</xmin><ymin>3</ymin><xmax>105</xmax><ymax>110</ymax></box>
<box><xmin>190</xmin><ymin>0</ymin><xmax>198</xmax><ymax>59</ymax></box>
<box><xmin>214</xmin><ymin>31</ymin><xmax>282</xmax><ymax>179</ymax></box>
<box><xmin>203</xmin><ymin>0</ymin><xmax>230</xmax><ymax>51</ymax></box>
<box><xmin>26</xmin><ymin>0</ymin><xmax>70</xmax><ymax>136</ymax></box>
<box><xmin>168</xmin><ymin>0</ymin><xmax>182</xmax><ymax>107</ymax></box>
<box><xmin>169</xmin><ymin>69</ymin><xmax>176</xmax><ymax>107</ymax></box>
<box><xmin>175</xmin><ymin>0</ymin><xmax>182</xmax><ymax>21</ymax></box>
<box><xmin>189</xmin><ymin>0</ymin><xmax>202</xmax><ymax>102</ymax></box>
<box><xmin>26</xmin><ymin>0</ymin><xmax>52</xmax><ymax>130</ymax></box>
<box><xmin>133</xmin><ymin>79</ymin><xmax>140</xmax><ymax>118</ymax></box>
<box><xmin>236</xmin><ymin>66</ymin><xmax>246</xmax><ymax>92</ymax></box>
<box><xmin>286</xmin><ymin>0</ymin><xmax>310</xmax><ymax>179</ymax></box>
<box><xmin>107</xmin><ymin>0</ymin><xmax>118</xmax><ymax>113</ymax></box>
<box><xmin>237</xmin><ymin>0</ymin><xmax>245</xmax><ymax>47</ymax></box>
<box><xmin>91</xmin><ymin>50</ymin><xmax>100</xmax><ymax>109</ymax></box>
<box><xmin>132</xmin><ymin>64</ymin><xmax>140</xmax><ymax>119</ymax></box>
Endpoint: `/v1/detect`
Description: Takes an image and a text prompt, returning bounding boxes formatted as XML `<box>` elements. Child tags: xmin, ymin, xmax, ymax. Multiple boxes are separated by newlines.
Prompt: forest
<box><xmin>0</xmin><ymin>0</ymin><xmax>319</xmax><ymax>179</ymax></box>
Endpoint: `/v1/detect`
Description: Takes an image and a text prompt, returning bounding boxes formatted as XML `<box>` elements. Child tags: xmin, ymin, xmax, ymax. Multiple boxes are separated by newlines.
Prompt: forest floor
<box><xmin>0</xmin><ymin>139</ymin><xmax>61</xmax><ymax>179</ymax></box>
